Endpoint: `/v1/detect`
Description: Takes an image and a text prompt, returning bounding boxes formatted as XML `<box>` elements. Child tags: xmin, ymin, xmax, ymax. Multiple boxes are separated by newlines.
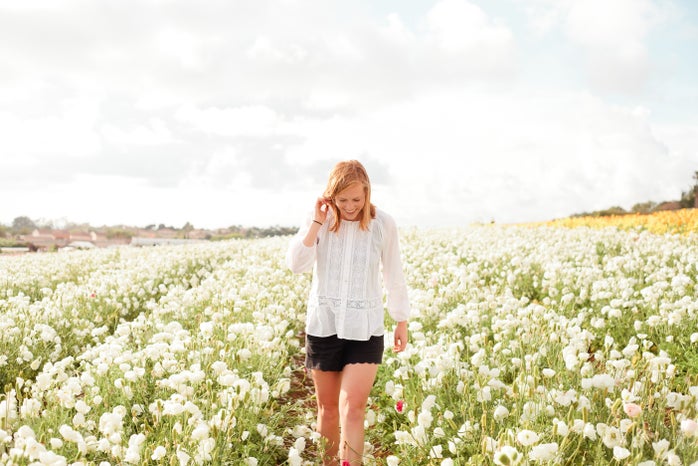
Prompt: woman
<box><xmin>286</xmin><ymin>160</ymin><xmax>410</xmax><ymax>465</ymax></box>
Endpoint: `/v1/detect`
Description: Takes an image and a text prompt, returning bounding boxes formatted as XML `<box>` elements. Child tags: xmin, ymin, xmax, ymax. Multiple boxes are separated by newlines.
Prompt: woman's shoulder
<box><xmin>372</xmin><ymin>207</ymin><xmax>397</xmax><ymax>229</ymax></box>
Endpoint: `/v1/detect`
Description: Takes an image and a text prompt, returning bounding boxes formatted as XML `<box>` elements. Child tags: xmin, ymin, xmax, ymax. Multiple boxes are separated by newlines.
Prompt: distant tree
<box><xmin>35</xmin><ymin>218</ymin><xmax>54</xmax><ymax>230</ymax></box>
<box><xmin>66</xmin><ymin>221</ymin><xmax>91</xmax><ymax>231</ymax></box>
<box><xmin>631</xmin><ymin>201</ymin><xmax>657</xmax><ymax>214</ymax></box>
<box><xmin>105</xmin><ymin>228</ymin><xmax>133</xmax><ymax>240</ymax></box>
<box><xmin>12</xmin><ymin>216</ymin><xmax>36</xmax><ymax>234</ymax></box>
<box><xmin>0</xmin><ymin>225</ymin><xmax>7</xmax><ymax>238</ymax></box>
<box><xmin>679</xmin><ymin>170</ymin><xmax>698</xmax><ymax>208</ymax></box>
<box><xmin>182</xmin><ymin>222</ymin><xmax>194</xmax><ymax>238</ymax></box>
<box><xmin>599</xmin><ymin>206</ymin><xmax>627</xmax><ymax>216</ymax></box>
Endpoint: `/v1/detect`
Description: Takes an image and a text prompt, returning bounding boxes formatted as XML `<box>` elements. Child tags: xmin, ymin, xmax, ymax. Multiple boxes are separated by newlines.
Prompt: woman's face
<box><xmin>334</xmin><ymin>182</ymin><xmax>366</xmax><ymax>221</ymax></box>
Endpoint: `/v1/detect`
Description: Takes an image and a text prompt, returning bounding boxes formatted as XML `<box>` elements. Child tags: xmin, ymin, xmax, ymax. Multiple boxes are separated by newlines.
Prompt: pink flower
<box><xmin>681</xmin><ymin>419</ymin><xmax>698</xmax><ymax>437</ymax></box>
<box><xmin>623</xmin><ymin>403</ymin><xmax>642</xmax><ymax>418</ymax></box>
<box><xmin>342</xmin><ymin>461</ymin><xmax>351</xmax><ymax>466</ymax></box>
<box><xmin>395</xmin><ymin>400</ymin><xmax>406</xmax><ymax>414</ymax></box>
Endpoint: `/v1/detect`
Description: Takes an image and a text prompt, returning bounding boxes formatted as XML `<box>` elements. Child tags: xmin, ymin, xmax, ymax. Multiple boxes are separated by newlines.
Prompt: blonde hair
<box><xmin>324</xmin><ymin>160</ymin><xmax>376</xmax><ymax>232</ymax></box>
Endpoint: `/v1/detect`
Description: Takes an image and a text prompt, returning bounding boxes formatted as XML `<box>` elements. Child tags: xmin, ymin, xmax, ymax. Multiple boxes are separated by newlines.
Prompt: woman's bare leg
<box><xmin>311</xmin><ymin>369</ymin><xmax>343</xmax><ymax>465</ymax></box>
<box><xmin>338</xmin><ymin>363</ymin><xmax>379</xmax><ymax>465</ymax></box>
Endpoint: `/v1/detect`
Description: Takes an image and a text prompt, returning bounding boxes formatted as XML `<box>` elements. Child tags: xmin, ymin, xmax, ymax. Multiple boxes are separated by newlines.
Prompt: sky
<box><xmin>1</xmin><ymin>0</ymin><xmax>697</xmax><ymax>230</ymax></box>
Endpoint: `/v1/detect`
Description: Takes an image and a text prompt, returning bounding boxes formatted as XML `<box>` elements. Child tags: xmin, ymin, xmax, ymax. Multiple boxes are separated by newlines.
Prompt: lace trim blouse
<box><xmin>286</xmin><ymin>208</ymin><xmax>410</xmax><ymax>341</ymax></box>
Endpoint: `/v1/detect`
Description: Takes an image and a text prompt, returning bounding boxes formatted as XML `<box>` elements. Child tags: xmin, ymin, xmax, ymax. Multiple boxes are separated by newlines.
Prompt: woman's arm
<box><xmin>286</xmin><ymin>197</ymin><xmax>329</xmax><ymax>273</ymax></box>
<box><xmin>380</xmin><ymin>211</ymin><xmax>410</xmax><ymax>323</ymax></box>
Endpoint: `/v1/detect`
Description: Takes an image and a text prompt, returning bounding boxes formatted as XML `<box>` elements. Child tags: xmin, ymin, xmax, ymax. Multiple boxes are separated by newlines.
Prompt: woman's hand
<box><xmin>303</xmin><ymin>197</ymin><xmax>330</xmax><ymax>247</ymax></box>
<box><xmin>314</xmin><ymin>197</ymin><xmax>331</xmax><ymax>225</ymax></box>
<box><xmin>393</xmin><ymin>321</ymin><xmax>408</xmax><ymax>353</ymax></box>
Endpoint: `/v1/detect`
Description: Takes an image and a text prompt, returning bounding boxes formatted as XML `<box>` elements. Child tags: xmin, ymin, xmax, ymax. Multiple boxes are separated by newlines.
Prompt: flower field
<box><xmin>1</xmin><ymin>224</ymin><xmax>697</xmax><ymax>465</ymax></box>
<box><xmin>533</xmin><ymin>208</ymin><xmax>698</xmax><ymax>236</ymax></box>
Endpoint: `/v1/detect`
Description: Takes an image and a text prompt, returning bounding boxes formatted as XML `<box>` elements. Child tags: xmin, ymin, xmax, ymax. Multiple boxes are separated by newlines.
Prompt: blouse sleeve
<box><xmin>286</xmin><ymin>213</ymin><xmax>318</xmax><ymax>274</ymax></box>
<box><xmin>380</xmin><ymin>212</ymin><xmax>410</xmax><ymax>322</ymax></box>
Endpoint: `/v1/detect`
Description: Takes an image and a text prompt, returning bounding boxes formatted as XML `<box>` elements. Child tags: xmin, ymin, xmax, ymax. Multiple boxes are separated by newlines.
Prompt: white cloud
<box><xmin>565</xmin><ymin>0</ymin><xmax>661</xmax><ymax>92</ymax></box>
<box><xmin>379</xmin><ymin>13</ymin><xmax>417</xmax><ymax>46</ymax></box>
<box><xmin>0</xmin><ymin>0</ymin><xmax>695</xmax><ymax>228</ymax></box>
<box><xmin>246</xmin><ymin>36</ymin><xmax>309</xmax><ymax>64</ymax></box>
<box><xmin>519</xmin><ymin>0</ymin><xmax>671</xmax><ymax>93</ymax></box>
<box><xmin>565</xmin><ymin>0</ymin><xmax>660</xmax><ymax>48</ymax></box>
<box><xmin>285</xmin><ymin>85</ymin><xmax>686</xmax><ymax>225</ymax></box>
<box><xmin>174</xmin><ymin>105</ymin><xmax>282</xmax><ymax>138</ymax></box>
<box><xmin>425</xmin><ymin>0</ymin><xmax>514</xmax><ymax>55</ymax></box>
<box><xmin>101</xmin><ymin>119</ymin><xmax>175</xmax><ymax>146</ymax></box>
<box><xmin>0</xmin><ymin>97</ymin><xmax>101</xmax><ymax>159</ymax></box>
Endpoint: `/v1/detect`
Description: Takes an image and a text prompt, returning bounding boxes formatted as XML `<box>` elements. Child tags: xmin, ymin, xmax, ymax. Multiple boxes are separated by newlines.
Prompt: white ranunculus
<box><xmin>528</xmin><ymin>442</ymin><xmax>558</xmax><ymax>463</ymax></box>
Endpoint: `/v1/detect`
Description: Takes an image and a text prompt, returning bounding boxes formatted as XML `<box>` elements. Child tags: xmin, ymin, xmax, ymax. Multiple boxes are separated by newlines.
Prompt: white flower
<box><xmin>59</xmin><ymin>424</ymin><xmax>83</xmax><ymax>444</ymax></box>
<box><xmin>417</xmin><ymin>410</ymin><xmax>433</xmax><ymax>428</ymax></box>
<box><xmin>176</xmin><ymin>446</ymin><xmax>190</xmax><ymax>466</ymax></box>
<box><xmin>211</xmin><ymin>361</ymin><xmax>228</xmax><ymax>375</ymax></box>
<box><xmin>666</xmin><ymin>452</ymin><xmax>682</xmax><ymax>466</ymax></box>
<box><xmin>99</xmin><ymin>411</ymin><xmax>123</xmax><ymax>443</ymax></box>
<box><xmin>288</xmin><ymin>447</ymin><xmax>302</xmax><ymax>466</ymax></box>
<box><xmin>516</xmin><ymin>429</ymin><xmax>540</xmax><ymax>447</ymax></box>
<box><xmin>422</xmin><ymin>394</ymin><xmax>438</xmax><ymax>411</ymax></box>
<box><xmin>493</xmin><ymin>445</ymin><xmax>522</xmax><ymax>466</ymax></box>
<box><xmin>429</xmin><ymin>444</ymin><xmax>443</xmax><ymax>458</ymax></box>
<box><xmin>583</xmin><ymin>423</ymin><xmax>597</xmax><ymax>441</ymax></box>
<box><xmin>481</xmin><ymin>436</ymin><xmax>497</xmax><ymax>453</ymax></box>
<box><xmin>152</xmin><ymin>446</ymin><xmax>167</xmax><ymax>460</ymax></box>
<box><xmin>75</xmin><ymin>400</ymin><xmax>91</xmax><ymax>415</ymax></box>
<box><xmin>191</xmin><ymin>423</ymin><xmax>210</xmax><ymax>441</ymax></box>
<box><xmin>0</xmin><ymin>391</ymin><xmax>18</xmax><ymax>422</ymax></box>
<box><xmin>590</xmin><ymin>374</ymin><xmax>615</xmax><ymax>391</ymax></box>
<box><xmin>124</xmin><ymin>434</ymin><xmax>146</xmax><ymax>464</ymax></box>
<box><xmin>600</xmin><ymin>425</ymin><xmax>624</xmax><ymax>448</ymax></box>
<box><xmin>528</xmin><ymin>442</ymin><xmax>558</xmax><ymax>463</ymax></box>
<box><xmin>554</xmin><ymin>419</ymin><xmax>569</xmax><ymax>437</ymax></box>
<box><xmin>37</xmin><ymin>450</ymin><xmax>66</xmax><ymax>465</ymax></box>
<box><xmin>199</xmin><ymin>321</ymin><xmax>214</xmax><ymax>337</ymax></box>
<box><xmin>24</xmin><ymin>437</ymin><xmax>47</xmax><ymax>459</ymax></box>
<box><xmin>653</xmin><ymin>439</ymin><xmax>670</xmax><ymax>459</ymax></box>
<box><xmin>477</xmin><ymin>385</ymin><xmax>492</xmax><ymax>402</ymax></box>
<box><xmin>493</xmin><ymin>405</ymin><xmax>509</xmax><ymax>422</ymax></box>
<box><xmin>613</xmin><ymin>446</ymin><xmax>630</xmax><ymax>460</ymax></box>
<box><xmin>386</xmin><ymin>455</ymin><xmax>400</xmax><ymax>466</ymax></box>
<box><xmin>542</xmin><ymin>368</ymin><xmax>556</xmax><ymax>378</ymax></box>
<box><xmin>20</xmin><ymin>398</ymin><xmax>42</xmax><ymax>418</ymax></box>
<box><xmin>50</xmin><ymin>438</ymin><xmax>64</xmax><ymax>449</ymax></box>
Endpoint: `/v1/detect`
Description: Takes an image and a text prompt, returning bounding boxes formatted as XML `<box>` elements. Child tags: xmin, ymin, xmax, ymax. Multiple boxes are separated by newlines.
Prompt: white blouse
<box><xmin>286</xmin><ymin>208</ymin><xmax>410</xmax><ymax>341</ymax></box>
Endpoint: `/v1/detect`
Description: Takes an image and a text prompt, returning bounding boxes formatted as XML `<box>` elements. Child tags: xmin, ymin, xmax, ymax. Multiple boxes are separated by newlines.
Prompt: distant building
<box><xmin>655</xmin><ymin>201</ymin><xmax>681</xmax><ymax>211</ymax></box>
<box><xmin>23</xmin><ymin>229</ymin><xmax>66</xmax><ymax>249</ymax></box>
<box><xmin>188</xmin><ymin>229</ymin><xmax>210</xmax><ymax>240</ymax></box>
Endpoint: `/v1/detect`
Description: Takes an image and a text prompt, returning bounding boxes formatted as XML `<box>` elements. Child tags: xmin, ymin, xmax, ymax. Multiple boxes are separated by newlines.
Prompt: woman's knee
<box><xmin>339</xmin><ymin>397</ymin><xmax>366</xmax><ymax>422</ymax></box>
<box><xmin>317</xmin><ymin>401</ymin><xmax>340</xmax><ymax>420</ymax></box>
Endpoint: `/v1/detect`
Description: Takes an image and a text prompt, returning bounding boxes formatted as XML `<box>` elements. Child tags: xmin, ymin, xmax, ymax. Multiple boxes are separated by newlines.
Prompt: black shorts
<box><xmin>305</xmin><ymin>334</ymin><xmax>385</xmax><ymax>371</ymax></box>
